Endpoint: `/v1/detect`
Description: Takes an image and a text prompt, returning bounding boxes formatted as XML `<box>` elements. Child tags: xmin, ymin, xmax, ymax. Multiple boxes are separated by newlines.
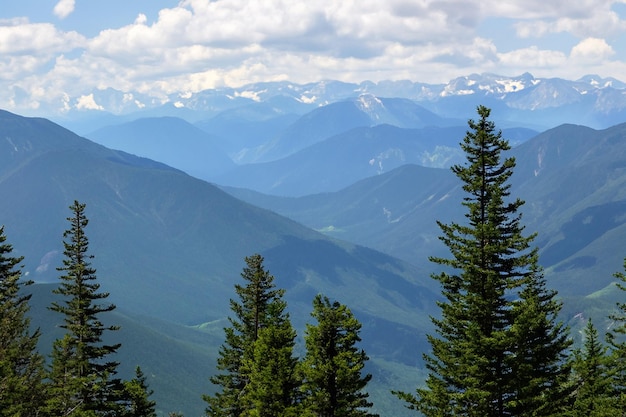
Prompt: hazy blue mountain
<box><xmin>215</xmin><ymin>124</ymin><xmax>537</xmax><ymax>196</ymax></box>
<box><xmin>251</xmin><ymin>96</ymin><xmax>455</xmax><ymax>162</ymax></box>
<box><xmin>32</xmin><ymin>73</ymin><xmax>626</xmax><ymax>134</ymax></box>
<box><xmin>222</xmin><ymin>122</ymin><xmax>626</xmax><ymax>304</ymax></box>
<box><xmin>194</xmin><ymin>102</ymin><xmax>300</xmax><ymax>162</ymax></box>
<box><xmin>511</xmin><ymin>122</ymin><xmax>626</xmax><ymax>296</ymax></box>
<box><xmin>0</xmin><ymin>109</ymin><xmax>438</xmax><ymax>416</ymax></box>
<box><xmin>222</xmin><ymin>163</ymin><xmax>463</xmax><ymax>264</ymax></box>
<box><xmin>86</xmin><ymin>116</ymin><xmax>236</xmax><ymax>180</ymax></box>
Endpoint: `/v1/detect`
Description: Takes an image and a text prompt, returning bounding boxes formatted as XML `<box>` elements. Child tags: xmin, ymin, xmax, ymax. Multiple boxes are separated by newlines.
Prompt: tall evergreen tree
<box><xmin>240</xmin><ymin>302</ymin><xmax>300</xmax><ymax>417</ymax></box>
<box><xmin>46</xmin><ymin>200</ymin><xmax>124</xmax><ymax>416</ymax></box>
<box><xmin>569</xmin><ymin>319</ymin><xmax>616</xmax><ymax>416</ymax></box>
<box><xmin>123</xmin><ymin>366</ymin><xmax>157</xmax><ymax>417</ymax></box>
<box><xmin>396</xmin><ymin>106</ymin><xmax>571</xmax><ymax>416</ymax></box>
<box><xmin>0</xmin><ymin>225</ymin><xmax>47</xmax><ymax>416</ymax></box>
<box><xmin>606</xmin><ymin>256</ymin><xmax>626</xmax><ymax>412</ymax></box>
<box><xmin>204</xmin><ymin>254</ymin><xmax>289</xmax><ymax>417</ymax></box>
<box><xmin>301</xmin><ymin>294</ymin><xmax>377</xmax><ymax>417</ymax></box>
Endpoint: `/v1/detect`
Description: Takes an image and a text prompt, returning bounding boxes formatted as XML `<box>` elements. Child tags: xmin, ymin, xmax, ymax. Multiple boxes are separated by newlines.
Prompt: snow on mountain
<box><xmin>36</xmin><ymin>73</ymin><xmax>626</xmax><ymax>130</ymax></box>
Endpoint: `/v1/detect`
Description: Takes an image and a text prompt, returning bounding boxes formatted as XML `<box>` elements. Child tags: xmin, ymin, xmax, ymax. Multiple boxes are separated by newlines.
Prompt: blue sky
<box><xmin>2</xmin><ymin>0</ymin><xmax>626</xmax><ymax>114</ymax></box>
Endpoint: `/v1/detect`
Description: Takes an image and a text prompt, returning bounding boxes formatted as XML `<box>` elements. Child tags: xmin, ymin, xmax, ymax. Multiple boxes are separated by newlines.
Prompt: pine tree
<box><xmin>123</xmin><ymin>366</ymin><xmax>157</xmax><ymax>417</ymax></box>
<box><xmin>0</xmin><ymin>225</ymin><xmax>47</xmax><ymax>416</ymax></box>
<box><xmin>240</xmin><ymin>302</ymin><xmax>300</xmax><ymax>417</ymax></box>
<box><xmin>301</xmin><ymin>294</ymin><xmax>377</xmax><ymax>417</ymax></box>
<box><xmin>569</xmin><ymin>319</ymin><xmax>616</xmax><ymax>416</ymax></box>
<box><xmin>46</xmin><ymin>200</ymin><xmax>124</xmax><ymax>416</ymax></box>
<box><xmin>204</xmin><ymin>254</ymin><xmax>289</xmax><ymax>417</ymax></box>
<box><xmin>607</xmin><ymin>256</ymin><xmax>626</xmax><ymax>412</ymax></box>
<box><xmin>396</xmin><ymin>106</ymin><xmax>571</xmax><ymax>416</ymax></box>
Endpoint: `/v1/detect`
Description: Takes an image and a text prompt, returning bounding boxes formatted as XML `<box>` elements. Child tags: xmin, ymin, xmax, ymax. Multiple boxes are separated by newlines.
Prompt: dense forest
<box><xmin>2</xmin><ymin>106</ymin><xmax>626</xmax><ymax>416</ymax></box>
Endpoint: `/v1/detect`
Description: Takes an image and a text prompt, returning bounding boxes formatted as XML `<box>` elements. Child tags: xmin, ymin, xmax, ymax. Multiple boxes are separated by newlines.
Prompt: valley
<box><xmin>3</xmin><ymin>73</ymin><xmax>626</xmax><ymax>415</ymax></box>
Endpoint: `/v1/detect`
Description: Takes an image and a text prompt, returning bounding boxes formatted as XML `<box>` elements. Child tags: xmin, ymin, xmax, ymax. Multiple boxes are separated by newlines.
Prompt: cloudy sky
<box><xmin>2</xmin><ymin>0</ymin><xmax>626</xmax><ymax>113</ymax></box>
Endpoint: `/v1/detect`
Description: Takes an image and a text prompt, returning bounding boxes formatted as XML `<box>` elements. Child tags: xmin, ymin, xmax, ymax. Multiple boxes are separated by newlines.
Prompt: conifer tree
<box><xmin>123</xmin><ymin>366</ymin><xmax>157</xmax><ymax>417</ymax></box>
<box><xmin>46</xmin><ymin>200</ymin><xmax>124</xmax><ymax>416</ymax></box>
<box><xmin>241</xmin><ymin>302</ymin><xmax>300</xmax><ymax>417</ymax></box>
<box><xmin>606</xmin><ymin>256</ymin><xmax>626</xmax><ymax>412</ymax></box>
<box><xmin>395</xmin><ymin>106</ymin><xmax>570</xmax><ymax>416</ymax></box>
<box><xmin>0</xmin><ymin>225</ymin><xmax>47</xmax><ymax>416</ymax></box>
<box><xmin>570</xmin><ymin>319</ymin><xmax>616</xmax><ymax>416</ymax></box>
<box><xmin>301</xmin><ymin>294</ymin><xmax>377</xmax><ymax>417</ymax></box>
<box><xmin>204</xmin><ymin>254</ymin><xmax>290</xmax><ymax>417</ymax></box>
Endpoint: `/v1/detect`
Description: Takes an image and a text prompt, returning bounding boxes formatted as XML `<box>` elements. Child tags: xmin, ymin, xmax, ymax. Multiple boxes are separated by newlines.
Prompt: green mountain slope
<box><xmin>28</xmin><ymin>283</ymin><xmax>220</xmax><ymax>417</ymax></box>
<box><xmin>223</xmin><ymin>122</ymin><xmax>626</xmax><ymax>305</ymax></box>
<box><xmin>86</xmin><ymin>116</ymin><xmax>235</xmax><ymax>180</ymax></box>
<box><xmin>0</xmin><ymin>109</ymin><xmax>437</xmax><ymax>416</ymax></box>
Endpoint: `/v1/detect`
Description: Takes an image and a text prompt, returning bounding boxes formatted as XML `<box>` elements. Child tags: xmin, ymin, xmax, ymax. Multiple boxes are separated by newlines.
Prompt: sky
<box><xmin>2</xmin><ymin>0</ymin><xmax>626</xmax><ymax>114</ymax></box>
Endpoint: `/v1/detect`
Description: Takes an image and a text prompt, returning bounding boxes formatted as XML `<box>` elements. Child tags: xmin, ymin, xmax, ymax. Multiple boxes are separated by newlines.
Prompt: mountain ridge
<box><xmin>36</xmin><ymin>73</ymin><xmax>626</xmax><ymax>132</ymax></box>
<box><xmin>0</xmin><ymin>109</ymin><xmax>440</xmax><ymax>415</ymax></box>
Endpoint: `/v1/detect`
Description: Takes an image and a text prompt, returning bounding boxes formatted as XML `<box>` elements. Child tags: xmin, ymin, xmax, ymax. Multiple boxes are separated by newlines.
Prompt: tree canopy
<box><xmin>396</xmin><ymin>106</ymin><xmax>571</xmax><ymax>416</ymax></box>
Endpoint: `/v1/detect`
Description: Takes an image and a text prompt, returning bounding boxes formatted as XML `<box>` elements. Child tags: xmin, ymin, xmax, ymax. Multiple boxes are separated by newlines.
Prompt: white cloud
<box><xmin>54</xmin><ymin>0</ymin><xmax>76</xmax><ymax>19</ymax></box>
<box><xmin>0</xmin><ymin>20</ymin><xmax>84</xmax><ymax>55</ymax></box>
<box><xmin>570</xmin><ymin>38</ymin><xmax>615</xmax><ymax>63</ymax></box>
<box><xmin>498</xmin><ymin>47</ymin><xmax>567</xmax><ymax>69</ymax></box>
<box><xmin>515</xmin><ymin>9</ymin><xmax>626</xmax><ymax>38</ymax></box>
<box><xmin>75</xmin><ymin>93</ymin><xmax>103</xmax><ymax>110</ymax></box>
<box><xmin>2</xmin><ymin>0</ymin><xmax>626</xmax><ymax>113</ymax></box>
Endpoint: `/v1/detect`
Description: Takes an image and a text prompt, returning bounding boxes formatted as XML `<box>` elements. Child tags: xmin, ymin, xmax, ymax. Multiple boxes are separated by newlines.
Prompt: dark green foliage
<box><xmin>46</xmin><ymin>200</ymin><xmax>124</xmax><ymax>416</ymax></box>
<box><xmin>569</xmin><ymin>319</ymin><xmax>616</xmax><ymax>416</ymax></box>
<box><xmin>241</xmin><ymin>303</ymin><xmax>300</xmax><ymax>417</ymax></box>
<box><xmin>204</xmin><ymin>254</ymin><xmax>290</xmax><ymax>417</ymax></box>
<box><xmin>301</xmin><ymin>294</ymin><xmax>377</xmax><ymax>417</ymax></box>
<box><xmin>396</xmin><ymin>106</ymin><xmax>571</xmax><ymax>416</ymax></box>
<box><xmin>0</xmin><ymin>225</ymin><xmax>47</xmax><ymax>416</ymax></box>
<box><xmin>123</xmin><ymin>366</ymin><xmax>157</xmax><ymax>417</ymax></box>
<box><xmin>606</xmin><ymin>257</ymin><xmax>626</xmax><ymax>412</ymax></box>
<box><xmin>508</xmin><ymin>273</ymin><xmax>572</xmax><ymax>416</ymax></box>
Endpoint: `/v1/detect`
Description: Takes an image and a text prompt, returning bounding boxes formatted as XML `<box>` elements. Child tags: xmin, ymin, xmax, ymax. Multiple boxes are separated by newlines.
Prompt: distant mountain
<box><xmin>86</xmin><ymin>116</ymin><xmax>236</xmax><ymax>180</ymax></box>
<box><xmin>33</xmin><ymin>73</ymin><xmax>626</xmax><ymax>133</ymax></box>
<box><xmin>223</xmin><ymin>163</ymin><xmax>462</xmax><ymax>263</ymax></box>
<box><xmin>215</xmin><ymin>124</ymin><xmax>537</xmax><ymax>196</ymax></box>
<box><xmin>511</xmin><ymin>122</ymin><xmax>626</xmax><ymax>295</ymax></box>
<box><xmin>250</xmin><ymin>96</ymin><xmax>457</xmax><ymax>163</ymax></box>
<box><xmin>194</xmin><ymin>102</ymin><xmax>300</xmax><ymax>161</ymax></box>
<box><xmin>223</xmin><ymin>122</ymin><xmax>626</xmax><ymax>303</ymax></box>
<box><xmin>0</xmin><ymin>109</ymin><xmax>438</xmax><ymax>416</ymax></box>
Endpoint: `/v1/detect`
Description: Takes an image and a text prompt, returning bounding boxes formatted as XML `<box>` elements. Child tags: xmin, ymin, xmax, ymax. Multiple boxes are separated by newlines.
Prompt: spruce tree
<box><xmin>240</xmin><ymin>302</ymin><xmax>300</xmax><ymax>417</ymax></box>
<box><xmin>570</xmin><ymin>319</ymin><xmax>616</xmax><ymax>416</ymax></box>
<box><xmin>301</xmin><ymin>294</ymin><xmax>377</xmax><ymax>417</ymax></box>
<box><xmin>204</xmin><ymin>254</ymin><xmax>290</xmax><ymax>417</ymax></box>
<box><xmin>396</xmin><ymin>106</ymin><xmax>570</xmax><ymax>416</ymax></box>
<box><xmin>0</xmin><ymin>225</ymin><xmax>47</xmax><ymax>416</ymax></box>
<box><xmin>123</xmin><ymin>366</ymin><xmax>157</xmax><ymax>417</ymax></box>
<box><xmin>606</xmin><ymin>256</ymin><xmax>626</xmax><ymax>412</ymax></box>
<box><xmin>46</xmin><ymin>200</ymin><xmax>123</xmax><ymax>416</ymax></box>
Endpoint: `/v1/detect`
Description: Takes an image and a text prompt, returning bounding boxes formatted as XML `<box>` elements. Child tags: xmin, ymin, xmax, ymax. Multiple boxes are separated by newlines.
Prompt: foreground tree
<box><xmin>396</xmin><ymin>106</ymin><xmax>571</xmax><ymax>416</ymax></box>
<box><xmin>0</xmin><ymin>226</ymin><xmax>47</xmax><ymax>415</ymax></box>
<box><xmin>123</xmin><ymin>366</ymin><xmax>157</xmax><ymax>417</ymax></box>
<box><xmin>46</xmin><ymin>200</ymin><xmax>124</xmax><ymax>416</ymax></box>
<box><xmin>300</xmin><ymin>294</ymin><xmax>376</xmax><ymax>417</ymax></box>
<box><xmin>241</xmin><ymin>302</ymin><xmax>300</xmax><ymax>417</ymax></box>
<box><xmin>204</xmin><ymin>254</ymin><xmax>291</xmax><ymax>417</ymax></box>
<box><xmin>569</xmin><ymin>319</ymin><xmax>616</xmax><ymax>416</ymax></box>
<box><xmin>606</xmin><ymin>257</ymin><xmax>626</xmax><ymax>412</ymax></box>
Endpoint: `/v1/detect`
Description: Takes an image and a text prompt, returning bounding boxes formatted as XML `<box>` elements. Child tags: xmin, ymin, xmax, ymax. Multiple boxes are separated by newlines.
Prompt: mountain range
<box><xmin>4</xmin><ymin>72</ymin><xmax>626</xmax><ymax>416</ymax></box>
<box><xmin>84</xmin><ymin>95</ymin><xmax>537</xmax><ymax>195</ymax></box>
<box><xmin>0</xmin><ymin>109</ymin><xmax>437</xmax><ymax>416</ymax></box>
<box><xmin>224</xmin><ymin>121</ymin><xmax>626</xmax><ymax>302</ymax></box>
<box><xmin>43</xmin><ymin>72</ymin><xmax>626</xmax><ymax>136</ymax></box>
